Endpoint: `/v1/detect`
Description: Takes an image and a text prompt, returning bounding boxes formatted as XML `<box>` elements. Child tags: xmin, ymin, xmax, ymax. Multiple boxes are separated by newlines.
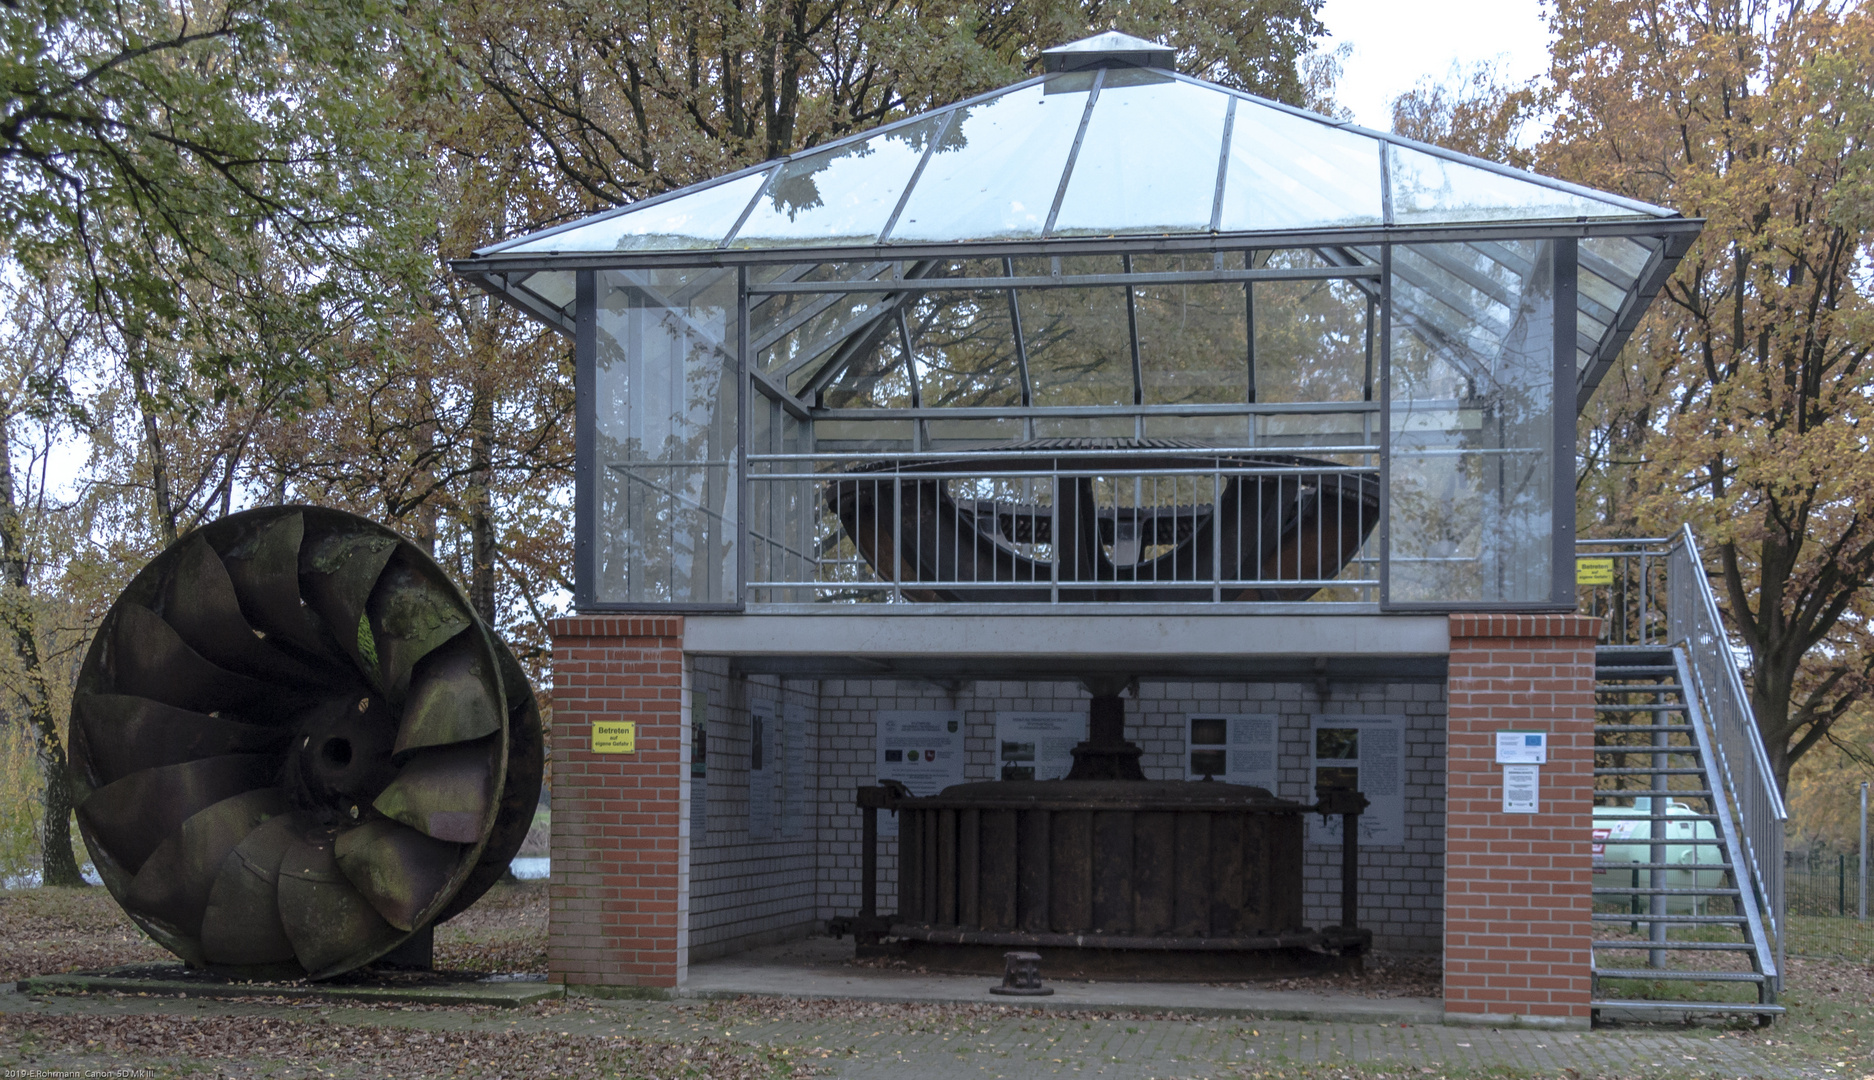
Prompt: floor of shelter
<box><xmin>685</xmin><ymin>936</ymin><xmax>1445</xmax><ymax>1024</ymax></box>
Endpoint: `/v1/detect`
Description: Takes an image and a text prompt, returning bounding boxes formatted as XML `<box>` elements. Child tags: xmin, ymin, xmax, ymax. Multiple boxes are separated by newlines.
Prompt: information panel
<box><xmin>1307</xmin><ymin>713</ymin><xmax>1406</xmax><ymax>846</ymax></box>
<box><xmin>995</xmin><ymin>712</ymin><xmax>1085</xmax><ymax>781</ymax></box>
<box><xmin>876</xmin><ymin>710</ymin><xmax>966</xmax><ymax>837</ymax></box>
<box><xmin>1184</xmin><ymin>713</ymin><xmax>1279</xmax><ymax>790</ymax></box>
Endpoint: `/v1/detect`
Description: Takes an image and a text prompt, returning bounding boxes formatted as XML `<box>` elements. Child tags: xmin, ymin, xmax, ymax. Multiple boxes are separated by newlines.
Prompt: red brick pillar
<box><xmin>1444</xmin><ymin>613</ymin><xmax>1601</xmax><ymax>1027</ymax></box>
<box><xmin>547</xmin><ymin>616</ymin><xmax>687</xmax><ymax>992</ymax></box>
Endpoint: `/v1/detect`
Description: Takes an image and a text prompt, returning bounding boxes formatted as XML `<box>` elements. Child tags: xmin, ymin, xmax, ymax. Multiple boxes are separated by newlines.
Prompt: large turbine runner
<box><xmin>69</xmin><ymin>507</ymin><xmax>543</xmax><ymax>980</ymax></box>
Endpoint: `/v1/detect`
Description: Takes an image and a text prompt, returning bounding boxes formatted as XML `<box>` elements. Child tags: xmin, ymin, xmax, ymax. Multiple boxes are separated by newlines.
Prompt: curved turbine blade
<box><xmin>366</xmin><ymin>556</ymin><xmax>472</xmax><ymax>706</ymax></box>
<box><xmin>371</xmin><ymin>740</ymin><xmax>498</xmax><ymax>843</ymax></box>
<box><xmin>334</xmin><ymin>819</ymin><xmax>463</xmax><ymax>931</ymax></box>
<box><xmin>109</xmin><ymin>605</ymin><xmax>275</xmax><ymax>714</ymax></box>
<box><xmin>71</xmin><ymin>694</ymin><xmax>290</xmax><ymax>790</ymax></box>
<box><xmin>392</xmin><ymin>631</ymin><xmax>501</xmax><ymax>756</ymax></box>
<box><xmin>127</xmin><ymin>788</ymin><xmax>289</xmax><ymax>936</ymax></box>
<box><xmin>215</xmin><ymin>511</ymin><xmax>333</xmax><ymax>658</ymax></box>
<box><xmin>433</xmin><ymin>688</ymin><xmax>543</xmax><ymax>925</ymax></box>
<box><xmin>297</xmin><ymin>527</ymin><xmax>398</xmax><ymax>686</ymax></box>
<box><xmin>201</xmin><ymin>812</ymin><xmax>312</xmax><ymax>967</ymax></box>
<box><xmin>161</xmin><ymin>534</ymin><xmax>328</xmax><ymax>687</ymax></box>
<box><xmin>277</xmin><ymin>833</ymin><xmax>401</xmax><ymax>978</ymax></box>
<box><xmin>76</xmin><ymin>754</ymin><xmax>278</xmax><ymax>874</ymax></box>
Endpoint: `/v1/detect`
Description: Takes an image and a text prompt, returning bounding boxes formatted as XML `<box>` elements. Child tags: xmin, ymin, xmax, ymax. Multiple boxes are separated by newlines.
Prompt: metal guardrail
<box><xmin>1579</xmin><ymin>529</ymin><xmax>1789</xmax><ymax>988</ymax></box>
<box><xmin>746</xmin><ymin>450</ymin><xmax>1380</xmax><ymax>605</ymax></box>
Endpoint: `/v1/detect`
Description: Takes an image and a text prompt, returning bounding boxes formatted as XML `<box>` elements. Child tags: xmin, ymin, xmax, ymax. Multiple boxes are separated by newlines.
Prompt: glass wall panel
<box><xmin>1387</xmin><ymin>241</ymin><xmax>1557</xmax><ymax>604</ymax></box>
<box><xmin>1253</xmin><ymin>271</ymin><xmax>1373</xmax><ymax>404</ymax></box>
<box><xmin>908</xmin><ymin>291</ymin><xmax>1025</xmax><ymax>409</ymax></box>
<box><xmin>746</xmin><ymin>397</ymin><xmax>817</xmax><ymax>602</ymax></box>
<box><xmin>1019</xmin><ymin>285</ymin><xmax>1134</xmax><ymax>407</ymax></box>
<box><xmin>1133</xmin><ymin>254</ymin><xmax>1249</xmax><ymax>405</ymax></box>
<box><xmin>822</xmin><ymin>320</ymin><xmax>914</xmax><ymax>409</ymax></box>
<box><xmin>594</xmin><ymin>268</ymin><xmax>739</xmax><ymax>605</ymax></box>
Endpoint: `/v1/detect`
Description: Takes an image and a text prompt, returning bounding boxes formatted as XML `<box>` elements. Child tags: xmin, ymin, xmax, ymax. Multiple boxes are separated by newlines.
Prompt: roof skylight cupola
<box><xmin>1039</xmin><ymin>31</ymin><xmax>1177</xmax><ymax>72</ymax></box>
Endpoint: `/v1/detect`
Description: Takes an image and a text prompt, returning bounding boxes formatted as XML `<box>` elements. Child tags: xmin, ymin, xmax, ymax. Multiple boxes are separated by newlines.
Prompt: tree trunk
<box><xmin>467</xmin><ymin>380</ymin><xmax>497</xmax><ymax>625</ymax></box>
<box><xmin>37</xmin><ymin>738</ymin><xmax>85</xmax><ymax>887</ymax></box>
<box><xmin>0</xmin><ymin>406</ymin><xmax>86</xmax><ymax>885</ymax></box>
<box><xmin>129</xmin><ymin>358</ymin><xmax>178</xmax><ymax>545</ymax></box>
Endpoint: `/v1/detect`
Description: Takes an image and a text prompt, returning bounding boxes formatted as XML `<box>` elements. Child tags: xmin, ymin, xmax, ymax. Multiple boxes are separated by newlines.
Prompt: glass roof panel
<box><xmin>1217</xmin><ymin>105</ymin><xmax>1383</xmax><ymax>231</ymax></box>
<box><xmin>888</xmin><ymin>77</ymin><xmax>1093</xmax><ymax>243</ymax></box>
<box><xmin>519</xmin><ymin>270</ymin><xmax>576</xmax><ymax>310</ymax></box>
<box><xmin>505</xmin><ymin>173</ymin><xmax>765</xmax><ymax>253</ymax></box>
<box><xmin>731</xmin><ymin>115</ymin><xmax>947</xmax><ymax>248</ymax></box>
<box><xmin>1390</xmin><ymin>144</ymin><xmax>1648</xmax><ymax>225</ymax></box>
<box><xmin>1051</xmin><ymin>69</ymin><xmax>1229</xmax><ymax>236</ymax></box>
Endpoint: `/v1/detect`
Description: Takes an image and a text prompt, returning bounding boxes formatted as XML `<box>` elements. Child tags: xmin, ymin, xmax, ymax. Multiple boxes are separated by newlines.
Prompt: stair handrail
<box><xmin>1665</xmin><ymin>524</ymin><xmax>1789</xmax><ymax>985</ymax></box>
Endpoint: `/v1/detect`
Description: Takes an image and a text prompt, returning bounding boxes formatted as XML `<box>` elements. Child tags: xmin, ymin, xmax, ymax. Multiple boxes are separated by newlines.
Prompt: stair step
<box><xmin>1594</xmin><ymin>862</ymin><xmax>1732</xmax><ymax>871</ymax></box>
<box><xmin>1596</xmin><ymin>767</ymin><xmax>1708</xmax><ymax>776</ymax></box>
<box><xmin>1593</xmin><ymin>941</ymin><xmax>1754</xmax><ymax>951</ymax></box>
<box><xmin>1593</xmin><ymin>790</ymin><xmax>1715</xmax><ymax>799</ymax></box>
<box><xmin>1594</xmin><ymin>968</ymin><xmax>1765</xmax><ymax>982</ymax></box>
<box><xmin>1592</xmin><ymin>913</ymin><xmax>1746</xmax><ymax>924</ymax></box>
<box><xmin>1596</xmin><ymin>724</ymin><xmax>1695</xmax><ymax>733</ymax></box>
<box><xmin>1593</xmin><ymin>887</ymin><xmax>1740</xmax><ymax>896</ymax></box>
<box><xmin>1592</xmin><ymin>1000</ymin><xmax>1785</xmax><ymax>1016</ymax></box>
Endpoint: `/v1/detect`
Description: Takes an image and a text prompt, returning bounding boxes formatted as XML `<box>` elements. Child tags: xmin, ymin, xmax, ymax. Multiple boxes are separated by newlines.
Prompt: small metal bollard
<box><xmin>989</xmin><ymin>951</ymin><xmax>1052</xmax><ymax>996</ymax></box>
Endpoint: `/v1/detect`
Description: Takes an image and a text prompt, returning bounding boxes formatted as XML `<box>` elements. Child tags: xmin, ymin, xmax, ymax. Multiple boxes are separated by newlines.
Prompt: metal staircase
<box><xmin>1590</xmin><ymin>647</ymin><xmax>1781</xmax><ymax>1020</ymax></box>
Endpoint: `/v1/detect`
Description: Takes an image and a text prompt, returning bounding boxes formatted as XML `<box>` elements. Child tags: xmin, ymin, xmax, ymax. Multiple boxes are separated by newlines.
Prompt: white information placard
<box><xmin>1502</xmin><ymin>764</ymin><xmax>1540</xmax><ymax>813</ymax></box>
<box><xmin>995</xmin><ymin>712</ymin><xmax>1085</xmax><ymax>781</ymax></box>
<box><xmin>1184</xmin><ymin>713</ymin><xmax>1279</xmax><ymax>790</ymax></box>
<box><xmin>782</xmin><ymin>702</ymin><xmax>809</xmax><ymax>838</ymax></box>
<box><xmin>1308</xmin><ymin>714</ymin><xmax>1406</xmax><ymax>847</ymax></box>
<box><xmin>748</xmin><ymin>700</ymin><xmax>777</xmax><ymax>840</ymax></box>
<box><xmin>877</xmin><ymin>710</ymin><xmax>966</xmax><ymax>837</ymax></box>
<box><xmin>1495</xmin><ymin>731</ymin><xmax>1548</xmax><ymax>765</ymax></box>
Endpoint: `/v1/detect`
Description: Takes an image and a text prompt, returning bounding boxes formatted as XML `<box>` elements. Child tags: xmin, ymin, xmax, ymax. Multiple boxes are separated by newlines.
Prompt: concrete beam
<box><xmin>684</xmin><ymin>613</ymin><xmax>1449</xmax><ymax>661</ymax></box>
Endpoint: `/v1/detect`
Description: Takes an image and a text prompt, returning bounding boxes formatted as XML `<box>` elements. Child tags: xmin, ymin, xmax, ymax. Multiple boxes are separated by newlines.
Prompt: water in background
<box><xmin>3</xmin><ymin>864</ymin><xmax>104</xmax><ymax>889</ymax></box>
<box><xmin>510</xmin><ymin>857</ymin><xmax>549</xmax><ymax>880</ymax></box>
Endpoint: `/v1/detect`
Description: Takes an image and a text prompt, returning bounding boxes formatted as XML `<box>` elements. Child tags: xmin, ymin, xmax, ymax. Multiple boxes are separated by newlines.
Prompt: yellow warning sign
<box><xmin>1575</xmin><ymin>558</ymin><xmax>1615</xmax><ymax>586</ymax></box>
<box><xmin>592</xmin><ymin>721</ymin><xmax>637</xmax><ymax>754</ymax></box>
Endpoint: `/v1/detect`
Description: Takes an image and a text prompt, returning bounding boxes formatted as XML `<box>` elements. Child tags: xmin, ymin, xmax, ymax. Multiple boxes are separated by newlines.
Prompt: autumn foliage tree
<box><xmin>1539</xmin><ymin>0</ymin><xmax>1874</xmax><ymax>791</ymax></box>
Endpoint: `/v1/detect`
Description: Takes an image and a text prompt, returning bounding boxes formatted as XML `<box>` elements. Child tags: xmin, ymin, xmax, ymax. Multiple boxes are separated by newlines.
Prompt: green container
<box><xmin>1593</xmin><ymin>798</ymin><xmax>1727</xmax><ymax>915</ymax></box>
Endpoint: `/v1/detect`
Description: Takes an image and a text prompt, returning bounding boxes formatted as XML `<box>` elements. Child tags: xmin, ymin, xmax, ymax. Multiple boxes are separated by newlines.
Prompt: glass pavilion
<box><xmin>453</xmin><ymin>32</ymin><xmax>1695</xmax><ymax>614</ymax></box>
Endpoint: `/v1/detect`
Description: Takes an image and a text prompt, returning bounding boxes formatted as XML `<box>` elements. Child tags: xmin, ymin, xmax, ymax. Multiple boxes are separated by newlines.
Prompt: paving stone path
<box><xmin>0</xmin><ymin>987</ymin><xmax>1828</xmax><ymax>1079</ymax></box>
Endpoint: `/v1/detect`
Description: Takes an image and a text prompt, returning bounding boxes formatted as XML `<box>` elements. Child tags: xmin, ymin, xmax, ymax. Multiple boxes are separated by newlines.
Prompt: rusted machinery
<box><xmin>69</xmin><ymin>507</ymin><xmax>542</xmax><ymax>981</ymax></box>
<box><xmin>824</xmin><ymin>440</ymin><xmax>1379</xmax><ymax>603</ymax></box>
<box><xmin>839</xmin><ymin>689</ymin><xmax>1370</xmax><ymax>979</ymax></box>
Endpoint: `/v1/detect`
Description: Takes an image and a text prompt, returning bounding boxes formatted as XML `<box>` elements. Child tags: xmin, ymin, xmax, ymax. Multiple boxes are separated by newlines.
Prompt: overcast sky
<box><xmin>1316</xmin><ymin>0</ymin><xmax>1554</xmax><ymax>131</ymax></box>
